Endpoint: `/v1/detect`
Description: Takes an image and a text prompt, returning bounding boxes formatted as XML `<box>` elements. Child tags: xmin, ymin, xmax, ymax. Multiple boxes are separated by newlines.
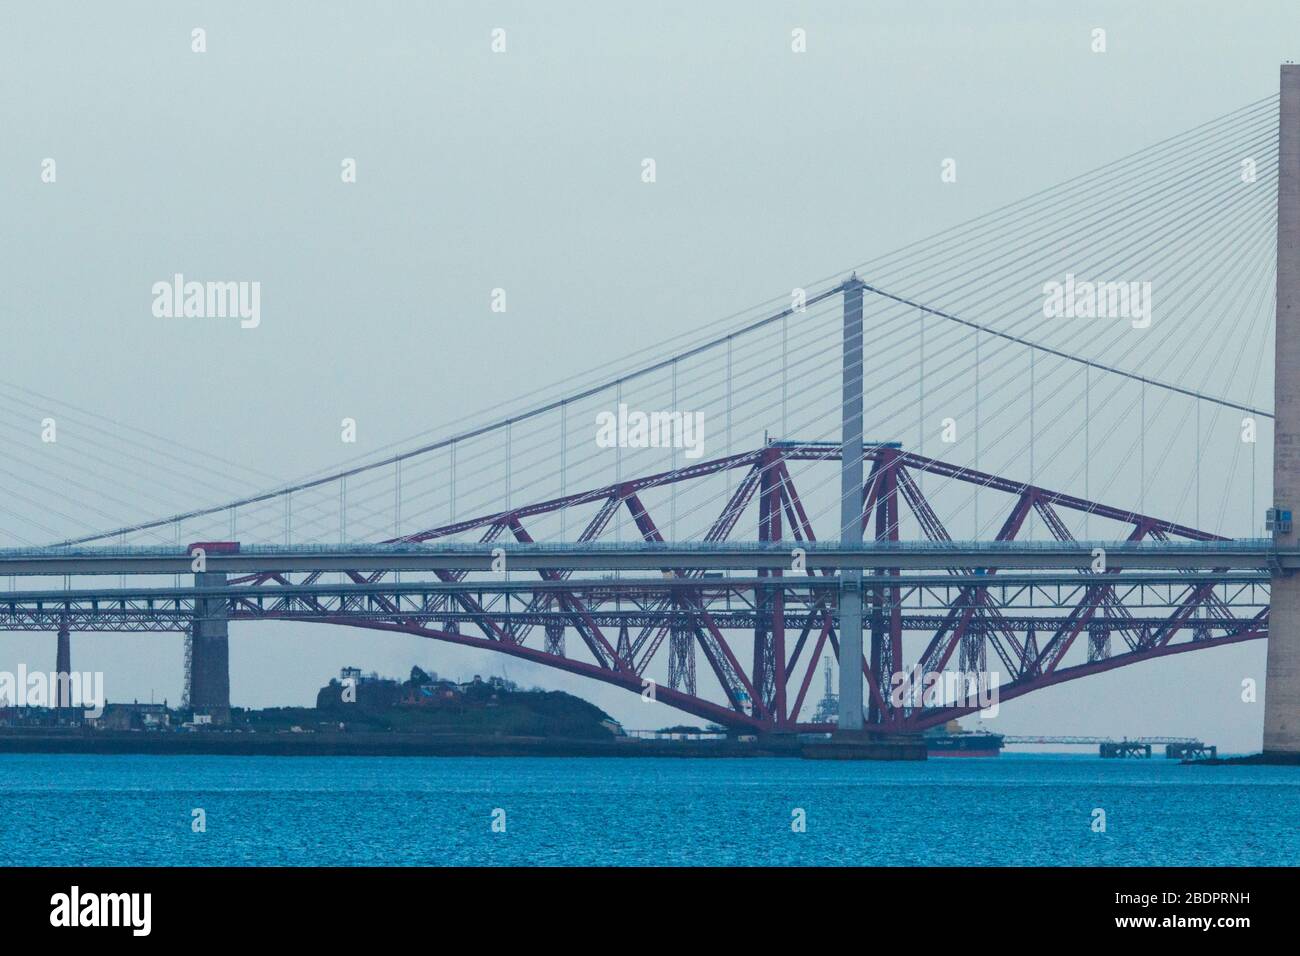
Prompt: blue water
<box><xmin>0</xmin><ymin>753</ymin><xmax>1296</xmax><ymax>866</ymax></box>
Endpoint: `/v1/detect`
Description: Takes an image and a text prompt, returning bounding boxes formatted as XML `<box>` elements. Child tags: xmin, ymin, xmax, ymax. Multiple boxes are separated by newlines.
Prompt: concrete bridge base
<box><xmin>55</xmin><ymin>621</ymin><xmax>71</xmax><ymax>712</ymax></box>
<box><xmin>190</xmin><ymin>570</ymin><xmax>230</xmax><ymax>724</ymax></box>
<box><xmin>803</xmin><ymin>732</ymin><xmax>928</xmax><ymax>761</ymax></box>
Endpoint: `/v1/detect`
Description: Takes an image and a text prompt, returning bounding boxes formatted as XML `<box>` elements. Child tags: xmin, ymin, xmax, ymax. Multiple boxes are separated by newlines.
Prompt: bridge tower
<box><xmin>55</xmin><ymin>618</ymin><xmax>71</xmax><ymax>713</ymax></box>
<box><xmin>838</xmin><ymin>276</ymin><xmax>866</xmax><ymax>732</ymax></box>
<box><xmin>190</xmin><ymin>570</ymin><xmax>231</xmax><ymax>724</ymax></box>
<box><xmin>1266</xmin><ymin>64</ymin><xmax>1300</xmax><ymax>756</ymax></box>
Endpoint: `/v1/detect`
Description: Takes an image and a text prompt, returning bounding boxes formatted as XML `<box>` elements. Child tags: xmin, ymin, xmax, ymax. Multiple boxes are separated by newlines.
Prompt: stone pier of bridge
<box><xmin>190</xmin><ymin>570</ymin><xmax>231</xmax><ymax>724</ymax></box>
<box><xmin>55</xmin><ymin>619</ymin><xmax>71</xmax><ymax>712</ymax></box>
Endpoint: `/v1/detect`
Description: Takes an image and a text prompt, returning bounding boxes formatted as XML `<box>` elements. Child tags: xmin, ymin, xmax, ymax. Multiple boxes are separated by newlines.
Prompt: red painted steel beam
<box><xmin>904</xmin><ymin>616</ymin><xmax>1268</xmax><ymax>732</ymax></box>
<box><xmin>622</xmin><ymin>489</ymin><xmax>757</xmax><ymax>713</ymax></box>
<box><xmin>1036</xmin><ymin>522</ymin><xmax>1151</xmax><ymax>674</ymax></box>
<box><xmin>916</xmin><ymin>491</ymin><xmax>1035</xmax><ymax>678</ymax></box>
<box><xmin>507</xmin><ymin>517</ymin><xmax>623</xmax><ymax>671</ymax></box>
<box><xmin>777</xmin><ymin>459</ymin><xmax>891</xmax><ymax>718</ymax></box>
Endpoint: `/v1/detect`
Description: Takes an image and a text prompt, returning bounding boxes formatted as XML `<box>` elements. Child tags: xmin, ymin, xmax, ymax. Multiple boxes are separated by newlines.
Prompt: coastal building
<box><xmin>89</xmin><ymin>702</ymin><xmax>171</xmax><ymax>731</ymax></box>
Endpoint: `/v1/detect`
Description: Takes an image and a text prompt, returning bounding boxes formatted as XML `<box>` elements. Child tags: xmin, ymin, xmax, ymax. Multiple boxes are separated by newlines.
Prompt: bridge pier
<box><xmin>1100</xmin><ymin>741</ymin><xmax>1151</xmax><ymax>758</ymax></box>
<box><xmin>55</xmin><ymin>619</ymin><xmax>71</xmax><ymax>714</ymax></box>
<box><xmin>838</xmin><ymin>276</ymin><xmax>866</xmax><ymax>733</ymax></box>
<box><xmin>1266</xmin><ymin>64</ymin><xmax>1300</xmax><ymax>757</ymax></box>
<box><xmin>190</xmin><ymin>570</ymin><xmax>231</xmax><ymax>724</ymax></box>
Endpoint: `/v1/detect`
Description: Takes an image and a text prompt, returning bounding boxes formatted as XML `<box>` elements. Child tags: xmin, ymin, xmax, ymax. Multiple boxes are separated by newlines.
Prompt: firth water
<box><xmin>1</xmin><ymin>754</ymin><xmax>1296</xmax><ymax>866</ymax></box>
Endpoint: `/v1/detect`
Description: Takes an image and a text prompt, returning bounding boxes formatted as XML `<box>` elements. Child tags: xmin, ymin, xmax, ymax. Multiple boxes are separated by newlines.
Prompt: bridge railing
<box><xmin>0</xmin><ymin>537</ymin><xmax>1280</xmax><ymax>559</ymax></box>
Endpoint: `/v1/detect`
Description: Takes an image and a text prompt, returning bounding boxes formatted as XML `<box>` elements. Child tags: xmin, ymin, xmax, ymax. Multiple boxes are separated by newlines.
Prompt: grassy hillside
<box><xmin>239</xmin><ymin>676</ymin><xmax>620</xmax><ymax>740</ymax></box>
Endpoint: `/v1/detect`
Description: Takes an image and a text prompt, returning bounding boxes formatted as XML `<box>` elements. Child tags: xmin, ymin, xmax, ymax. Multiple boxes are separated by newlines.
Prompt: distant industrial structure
<box><xmin>811</xmin><ymin>657</ymin><xmax>838</xmax><ymax>724</ymax></box>
<box><xmin>1004</xmin><ymin>736</ymin><xmax>1218</xmax><ymax>760</ymax></box>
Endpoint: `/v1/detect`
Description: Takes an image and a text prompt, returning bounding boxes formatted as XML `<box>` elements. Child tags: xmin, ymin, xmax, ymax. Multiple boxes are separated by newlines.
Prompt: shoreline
<box><xmin>0</xmin><ymin>729</ymin><xmax>925</xmax><ymax>760</ymax></box>
<box><xmin>0</xmin><ymin>729</ymin><xmax>806</xmax><ymax>758</ymax></box>
<box><xmin>1189</xmin><ymin>751</ymin><xmax>1300</xmax><ymax>766</ymax></box>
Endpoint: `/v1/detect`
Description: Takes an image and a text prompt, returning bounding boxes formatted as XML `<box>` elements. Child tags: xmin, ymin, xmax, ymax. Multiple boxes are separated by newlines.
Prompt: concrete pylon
<box><xmin>190</xmin><ymin>570</ymin><xmax>231</xmax><ymax>724</ymax></box>
<box><xmin>55</xmin><ymin>620</ymin><xmax>71</xmax><ymax>711</ymax></box>
<box><xmin>1265</xmin><ymin>64</ymin><xmax>1300</xmax><ymax>756</ymax></box>
<box><xmin>838</xmin><ymin>276</ymin><xmax>865</xmax><ymax>732</ymax></box>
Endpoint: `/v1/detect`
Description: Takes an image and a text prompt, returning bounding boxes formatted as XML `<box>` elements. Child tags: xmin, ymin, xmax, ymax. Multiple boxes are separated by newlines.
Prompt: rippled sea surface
<box><xmin>1</xmin><ymin>753</ymin><xmax>1296</xmax><ymax>866</ymax></box>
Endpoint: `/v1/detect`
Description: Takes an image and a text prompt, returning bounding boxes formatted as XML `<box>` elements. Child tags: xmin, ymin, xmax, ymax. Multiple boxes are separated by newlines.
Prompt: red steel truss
<box><xmin>228</xmin><ymin>442</ymin><xmax>1267</xmax><ymax>733</ymax></box>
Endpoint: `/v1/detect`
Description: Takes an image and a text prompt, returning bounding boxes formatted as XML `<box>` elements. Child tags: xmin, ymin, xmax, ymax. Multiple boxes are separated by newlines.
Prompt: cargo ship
<box><xmin>924</xmin><ymin>721</ymin><xmax>1004</xmax><ymax>757</ymax></box>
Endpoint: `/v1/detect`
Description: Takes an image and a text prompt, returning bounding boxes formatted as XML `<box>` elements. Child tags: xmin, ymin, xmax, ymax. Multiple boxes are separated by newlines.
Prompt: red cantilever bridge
<box><xmin>2</xmin><ymin>440</ymin><xmax>1270</xmax><ymax>734</ymax></box>
<box><xmin>237</xmin><ymin>441</ymin><xmax>1270</xmax><ymax>734</ymax></box>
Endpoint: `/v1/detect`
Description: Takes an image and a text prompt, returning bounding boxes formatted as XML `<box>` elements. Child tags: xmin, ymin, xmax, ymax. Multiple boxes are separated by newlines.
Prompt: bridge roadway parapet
<box><xmin>0</xmin><ymin>539</ymin><xmax>1287</xmax><ymax>576</ymax></box>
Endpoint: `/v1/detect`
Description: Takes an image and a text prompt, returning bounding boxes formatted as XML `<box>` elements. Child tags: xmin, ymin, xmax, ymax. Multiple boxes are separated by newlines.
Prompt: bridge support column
<box><xmin>191</xmin><ymin>570</ymin><xmax>231</xmax><ymax>724</ymax></box>
<box><xmin>838</xmin><ymin>276</ymin><xmax>865</xmax><ymax>732</ymax></box>
<box><xmin>868</xmin><ymin>447</ymin><xmax>901</xmax><ymax>725</ymax></box>
<box><xmin>1267</xmin><ymin>65</ymin><xmax>1300</xmax><ymax>756</ymax></box>
<box><xmin>1267</xmin><ymin>65</ymin><xmax>1300</xmax><ymax>755</ymax></box>
<box><xmin>55</xmin><ymin>620</ymin><xmax>71</xmax><ymax>714</ymax></box>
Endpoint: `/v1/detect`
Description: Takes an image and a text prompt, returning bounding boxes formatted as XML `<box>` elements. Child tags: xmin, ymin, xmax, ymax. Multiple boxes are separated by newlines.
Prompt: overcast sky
<box><xmin>2</xmin><ymin>1</ymin><xmax>1298</xmax><ymax>750</ymax></box>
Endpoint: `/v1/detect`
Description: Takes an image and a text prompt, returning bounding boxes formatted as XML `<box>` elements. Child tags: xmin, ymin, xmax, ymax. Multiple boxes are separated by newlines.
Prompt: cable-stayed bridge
<box><xmin>6</xmin><ymin>75</ymin><xmax>1299</xmax><ymax>752</ymax></box>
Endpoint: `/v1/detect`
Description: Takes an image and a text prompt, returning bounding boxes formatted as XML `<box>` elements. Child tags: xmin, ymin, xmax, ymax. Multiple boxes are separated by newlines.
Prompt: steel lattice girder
<box><xmin>219</xmin><ymin>445</ymin><xmax>1271</xmax><ymax>729</ymax></box>
<box><xmin>18</xmin><ymin>444</ymin><xmax>1265</xmax><ymax>731</ymax></box>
